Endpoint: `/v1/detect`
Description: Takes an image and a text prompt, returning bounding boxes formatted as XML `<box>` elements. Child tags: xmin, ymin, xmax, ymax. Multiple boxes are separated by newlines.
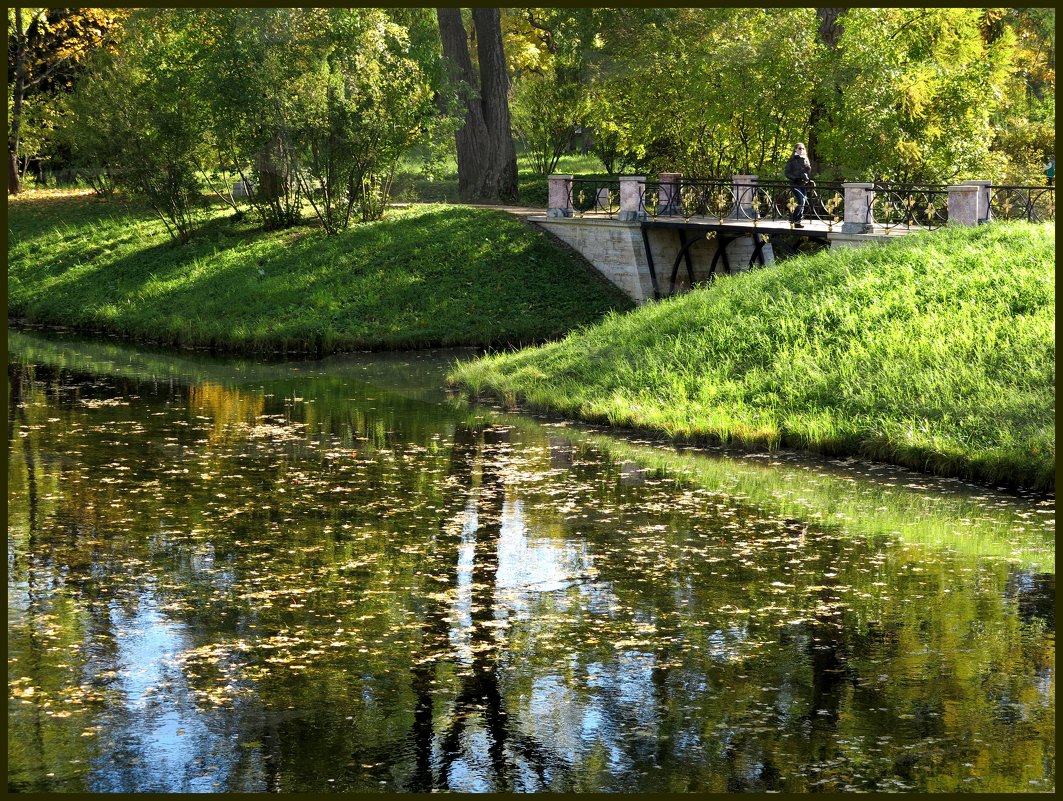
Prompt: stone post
<box><xmin>618</xmin><ymin>176</ymin><xmax>646</xmax><ymax>221</ymax></box>
<box><xmin>947</xmin><ymin>184</ymin><xmax>980</xmax><ymax>226</ymax></box>
<box><xmin>658</xmin><ymin>172</ymin><xmax>682</xmax><ymax>216</ymax></box>
<box><xmin>962</xmin><ymin>180</ymin><xmax>993</xmax><ymax>223</ymax></box>
<box><xmin>842</xmin><ymin>182</ymin><xmax>876</xmax><ymax>233</ymax></box>
<box><xmin>548</xmin><ymin>174</ymin><xmax>573</xmax><ymax>218</ymax></box>
<box><xmin>732</xmin><ymin>175</ymin><xmax>758</xmax><ymax>220</ymax></box>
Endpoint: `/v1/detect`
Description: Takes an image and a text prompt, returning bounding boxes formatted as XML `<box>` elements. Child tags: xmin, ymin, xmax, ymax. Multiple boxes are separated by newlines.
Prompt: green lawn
<box><xmin>449</xmin><ymin>223</ymin><xmax>1056</xmax><ymax>491</ymax></box>
<box><xmin>7</xmin><ymin>190</ymin><xmax>632</xmax><ymax>353</ymax></box>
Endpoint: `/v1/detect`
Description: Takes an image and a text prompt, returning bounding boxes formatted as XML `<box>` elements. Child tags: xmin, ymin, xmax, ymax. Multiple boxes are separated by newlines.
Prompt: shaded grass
<box><xmin>8</xmin><ymin>190</ymin><xmax>633</xmax><ymax>353</ymax></box>
<box><xmin>449</xmin><ymin>223</ymin><xmax>1056</xmax><ymax>491</ymax></box>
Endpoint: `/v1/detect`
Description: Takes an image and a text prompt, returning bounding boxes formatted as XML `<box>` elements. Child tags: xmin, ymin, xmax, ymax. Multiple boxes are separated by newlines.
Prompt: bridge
<box><xmin>530</xmin><ymin>173</ymin><xmax>1055</xmax><ymax>303</ymax></box>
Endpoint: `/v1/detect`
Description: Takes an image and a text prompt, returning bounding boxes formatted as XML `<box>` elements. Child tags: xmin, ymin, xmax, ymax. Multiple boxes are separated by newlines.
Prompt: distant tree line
<box><xmin>7</xmin><ymin>7</ymin><xmax>1055</xmax><ymax>240</ymax></box>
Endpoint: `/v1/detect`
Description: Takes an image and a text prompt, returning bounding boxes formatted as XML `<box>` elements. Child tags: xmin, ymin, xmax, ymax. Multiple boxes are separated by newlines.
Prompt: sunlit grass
<box><xmin>8</xmin><ymin>191</ymin><xmax>632</xmax><ymax>353</ymax></box>
<box><xmin>449</xmin><ymin>223</ymin><xmax>1056</xmax><ymax>490</ymax></box>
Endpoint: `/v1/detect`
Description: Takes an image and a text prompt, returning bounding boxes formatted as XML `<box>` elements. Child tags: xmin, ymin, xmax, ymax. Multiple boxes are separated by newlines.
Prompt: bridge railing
<box><xmin>989</xmin><ymin>185</ymin><xmax>1055</xmax><ymax>222</ymax></box>
<box><xmin>570</xmin><ymin>178</ymin><xmax>620</xmax><ymax>218</ymax></box>
<box><xmin>870</xmin><ymin>183</ymin><xmax>950</xmax><ymax>232</ymax></box>
<box><xmin>553</xmin><ymin>174</ymin><xmax>1055</xmax><ymax>228</ymax></box>
<box><xmin>749</xmin><ymin>180</ymin><xmax>847</xmax><ymax>228</ymax></box>
<box><xmin>639</xmin><ymin>179</ymin><xmax>737</xmax><ymax>220</ymax></box>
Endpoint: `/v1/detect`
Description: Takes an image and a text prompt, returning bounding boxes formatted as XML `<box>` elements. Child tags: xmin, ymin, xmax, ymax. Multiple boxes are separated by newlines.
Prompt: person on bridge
<box><xmin>784</xmin><ymin>143</ymin><xmax>813</xmax><ymax>228</ymax></box>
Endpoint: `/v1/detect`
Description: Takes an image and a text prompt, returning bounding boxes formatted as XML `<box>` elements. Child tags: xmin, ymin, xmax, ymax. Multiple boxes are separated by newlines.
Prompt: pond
<box><xmin>7</xmin><ymin>327</ymin><xmax>1054</xmax><ymax>793</ymax></box>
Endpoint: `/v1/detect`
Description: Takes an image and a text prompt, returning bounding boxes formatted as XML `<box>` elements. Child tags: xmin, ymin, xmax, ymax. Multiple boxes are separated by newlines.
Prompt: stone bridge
<box><xmin>529</xmin><ymin>173</ymin><xmax>1053</xmax><ymax>303</ymax></box>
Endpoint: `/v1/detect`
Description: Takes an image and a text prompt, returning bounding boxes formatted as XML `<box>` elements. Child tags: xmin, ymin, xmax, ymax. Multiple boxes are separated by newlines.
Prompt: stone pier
<box><xmin>533</xmin><ymin>216</ymin><xmax>771</xmax><ymax>303</ymax></box>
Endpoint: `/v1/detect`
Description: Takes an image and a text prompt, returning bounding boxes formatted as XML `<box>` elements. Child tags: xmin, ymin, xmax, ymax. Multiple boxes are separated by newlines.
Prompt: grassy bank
<box><xmin>8</xmin><ymin>190</ymin><xmax>632</xmax><ymax>353</ymax></box>
<box><xmin>449</xmin><ymin>223</ymin><xmax>1056</xmax><ymax>491</ymax></box>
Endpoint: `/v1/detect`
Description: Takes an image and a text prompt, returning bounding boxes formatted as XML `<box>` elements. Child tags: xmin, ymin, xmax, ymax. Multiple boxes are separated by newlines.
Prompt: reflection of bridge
<box><xmin>531</xmin><ymin>174</ymin><xmax>1055</xmax><ymax>303</ymax></box>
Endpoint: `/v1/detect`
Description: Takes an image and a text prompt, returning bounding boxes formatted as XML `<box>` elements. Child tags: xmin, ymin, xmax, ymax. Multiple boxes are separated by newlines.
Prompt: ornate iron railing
<box><xmin>620</xmin><ymin>176</ymin><xmax>1053</xmax><ymax>229</ymax></box>
<box><xmin>750</xmin><ymin>180</ymin><xmax>847</xmax><ymax>229</ymax></box>
<box><xmin>989</xmin><ymin>185</ymin><xmax>1055</xmax><ymax>222</ymax></box>
<box><xmin>570</xmin><ymin>178</ymin><xmax>620</xmax><ymax>218</ymax></box>
<box><xmin>637</xmin><ymin>178</ymin><xmax>847</xmax><ymax>228</ymax></box>
<box><xmin>638</xmin><ymin>179</ymin><xmax>736</xmax><ymax>220</ymax></box>
<box><xmin>869</xmin><ymin>183</ymin><xmax>949</xmax><ymax>232</ymax></box>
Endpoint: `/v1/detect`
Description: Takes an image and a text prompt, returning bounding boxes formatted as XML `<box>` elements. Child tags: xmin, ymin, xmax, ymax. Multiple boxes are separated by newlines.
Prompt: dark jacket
<box><xmin>784</xmin><ymin>154</ymin><xmax>811</xmax><ymax>185</ymax></box>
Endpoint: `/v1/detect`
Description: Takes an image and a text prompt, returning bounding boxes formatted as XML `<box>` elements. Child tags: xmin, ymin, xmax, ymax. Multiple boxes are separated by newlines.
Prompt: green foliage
<box><xmin>60</xmin><ymin>12</ymin><xmax>211</xmax><ymax>241</ymax></box>
<box><xmin>816</xmin><ymin>9</ymin><xmax>1012</xmax><ymax>182</ymax></box>
<box><xmin>7</xmin><ymin>8</ymin><xmax>124</xmax><ymax>187</ymax></box>
<box><xmin>450</xmin><ymin>223</ymin><xmax>1056</xmax><ymax>491</ymax></box>
<box><xmin>13</xmin><ymin>7</ymin><xmax>1057</xmax><ymax>201</ymax></box>
<box><xmin>520</xmin><ymin>8</ymin><xmax>820</xmax><ymax>178</ymax></box>
<box><xmin>7</xmin><ymin>192</ymin><xmax>632</xmax><ymax>352</ymax></box>
<box><xmin>502</xmin><ymin>7</ymin><xmax>1053</xmax><ymax>184</ymax></box>
<box><xmin>509</xmin><ymin>70</ymin><xmax>586</xmax><ymax>176</ymax></box>
<box><xmin>295</xmin><ymin>10</ymin><xmax>436</xmax><ymax>231</ymax></box>
<box><xmin>56</xmin><ymin>8</ymin><xmax>446</xmax><ymax>236</ymax></box>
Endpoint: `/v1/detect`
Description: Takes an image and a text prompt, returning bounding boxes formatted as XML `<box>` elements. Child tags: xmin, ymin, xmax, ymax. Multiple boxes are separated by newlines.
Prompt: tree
<box><xmin>509</xmin><ymin>70</ymin><xmax>585</xmax><ymax>176</ymax></box>
<box><xmin>436</xmin><ymin>8</ymin><xmax>517</xmax><ymax>202</ymax></box>
<box><xmin>184</xmin><ymin>8</ymin><xmax>318</xmax><ymax>229</ymax></box>
<box><xmin>62</xmin><ymin>10</ymin><xmax>211</xmax><ymax>241</ymax></box>
<box><xmin>984</xmin><ymin>8</ymin><xmax>1055</xmax><ymax>183</ymax></box>
<box><xmin>295</xmin><ymin>9</ymin><xmax>437</xmax><ymax>231</ymax></box>
<box><xmin>576</xmin><ymin>8</ymin><xmax>816</xmax><ymax>178</ymax></box>
<box><xmin>816</xmin><ymin>8</ymin><xmax>1015</xmax><ymax>182</ymax></box>
<box><xmin>806</xmin><ymin>8</ymin><xmax>845</xmax><ymax>176</ymax></box>
<box><xmin>7</xmin><ymin>7</ymin><xmax>122</xmax><ymax>193</ymax></box>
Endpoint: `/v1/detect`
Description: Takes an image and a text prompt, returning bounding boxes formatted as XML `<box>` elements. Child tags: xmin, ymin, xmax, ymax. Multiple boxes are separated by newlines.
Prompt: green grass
<box><xmin>449</xmin><ymin>223</ymin><xmax>1056</xmax><ymax>491</ymax></box>
<box><xmin>7</xmin><ymin>190</ymin><xmax>632</xmax><ymax>353</ymax></box>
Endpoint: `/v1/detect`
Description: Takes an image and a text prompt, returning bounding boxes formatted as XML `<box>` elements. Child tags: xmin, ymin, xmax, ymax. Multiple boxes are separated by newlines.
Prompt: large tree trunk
<box><xmin>471</xmin><ymin>8</ymin><xmax>517</xmax><ymax>202</ymax></box>
<box><xmin>807</xmin><ymin>7</ymin><xmax>844</xmax><ymax>177</ymax></box>
<box><xmin>436</xmin><ymin>7</ymin><xmax>517</xmax><ymax>202</ymax></box>
<box><xmin>437</xmin><ymin>8</ymin><xmax>491</xmax><ymax>199</ymax></box>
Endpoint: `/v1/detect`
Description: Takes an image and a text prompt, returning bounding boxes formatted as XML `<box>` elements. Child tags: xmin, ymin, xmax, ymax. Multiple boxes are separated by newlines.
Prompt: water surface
<box><xmin>8</xmin><ymin>328</ymin><xmax>1054</xmax><ymax>792</ymax></box>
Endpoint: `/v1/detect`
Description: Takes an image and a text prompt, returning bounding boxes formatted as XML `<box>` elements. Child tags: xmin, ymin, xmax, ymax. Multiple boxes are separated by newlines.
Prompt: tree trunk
<box><xmin>807</xmin><ymin>7</ymin><xmax>844</xmax><ymax>177</ymax></box>
<box><xmin>471</xmin><ymin>8</ymin><xmax>518</xmax><ymax>202</ymax></box>
<box><xmin>437</xmin><ymin>7</ymin><xmax>517</xmax><ymax>202</ymax></box>
<box><xmin>437</xmin><ymin>8</ymin><xmax>490</xmax><ymax>199</ymax></box>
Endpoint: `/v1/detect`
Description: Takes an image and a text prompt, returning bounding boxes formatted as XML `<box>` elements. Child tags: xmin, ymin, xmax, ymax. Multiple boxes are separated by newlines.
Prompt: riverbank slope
<box><xmin>449</xmin><ymin>223</ymin><xmax>1055</xmax><ymax>491</ymax></box>
<box><xmin>7</xmin><ymin>190</ymin><xmax>632</xmax><ymax>352</ymax></box>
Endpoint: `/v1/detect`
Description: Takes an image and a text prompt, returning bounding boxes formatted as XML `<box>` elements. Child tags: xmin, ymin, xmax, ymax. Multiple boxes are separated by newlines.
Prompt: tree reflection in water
<box><xmin>408</xmin><ymin>425</ymin><xmax>567</xmax><ymax>791</ymax></box>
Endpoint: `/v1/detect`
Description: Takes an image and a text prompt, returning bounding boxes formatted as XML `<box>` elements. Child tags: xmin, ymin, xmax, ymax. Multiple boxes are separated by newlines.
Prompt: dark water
<box><xmin>8</xmin><ymin>329</ymin><xmax>1054</xmax><ymax>793</ymax></box>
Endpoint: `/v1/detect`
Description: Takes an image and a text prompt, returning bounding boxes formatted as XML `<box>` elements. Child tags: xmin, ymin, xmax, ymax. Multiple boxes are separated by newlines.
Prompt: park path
<box><xmin>392</xmin><ymin>201</ymin><xmax>543</xmax><ymax>219</ymax></box>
